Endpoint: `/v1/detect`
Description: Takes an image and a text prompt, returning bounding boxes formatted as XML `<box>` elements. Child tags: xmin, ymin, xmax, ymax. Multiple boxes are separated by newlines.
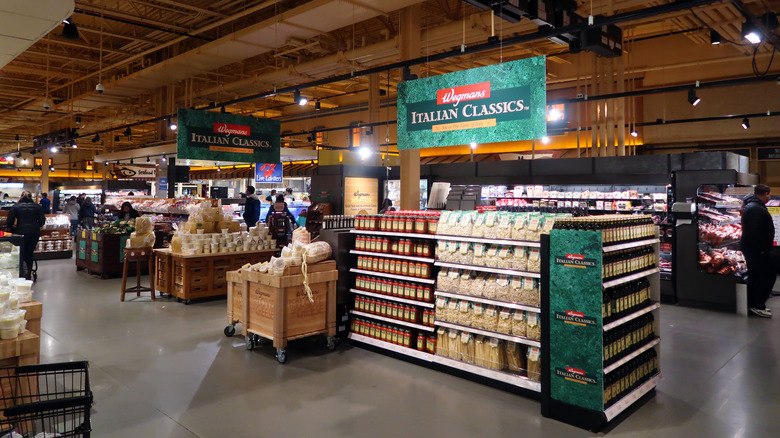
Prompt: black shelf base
<box><xmin>541</xmin><ymin>389</ymin><xmax>656</xmax><ymax>432</ymax></box>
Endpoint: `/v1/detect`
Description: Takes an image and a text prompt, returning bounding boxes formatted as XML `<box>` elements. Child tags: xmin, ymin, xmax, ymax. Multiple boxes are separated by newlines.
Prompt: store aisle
<box><xmin>34</xmin><ymin>258</ymin><xmax>780</xmax><ymax>438</ymax></box>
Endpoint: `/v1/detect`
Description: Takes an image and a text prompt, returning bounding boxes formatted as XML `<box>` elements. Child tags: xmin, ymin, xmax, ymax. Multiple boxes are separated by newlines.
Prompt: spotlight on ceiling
<box><xmin>294</xmin><ymin>90</ymin><xmax>308</xmax><ymax>106</ymax></box>
<box><xmin>21</xmin><ymin>158</ymin><xmax>28</xmax><ymax>165</ymax></box>
<box><xmin>741</xmin><ymin>118</ymin><xmax>750</xmax><ymax>129</ymax></box>
<box><xmin>315</xmin><ymin>100</ymin><xmax>321</xmax><ymax>111</ymax></box>
<box><xmin>75</xmin><ymin>114</ymin><xmax>81</xmax><ymax>124</ymax></box>
<box><xmin>630</xmin><ymin>129</ymin><xmax>639</xmax><ymax>138</ymax></box>
<box><xmin>92</xmin><ymin>134</ymin><xmax>100</xmax><ymax>143</ymax></box>
<box><xmin>62</xmin><ymin>17</ymin><xmax>79</xmax><ymax>40</ymax></box>
<box><xmin>161</xmin><ymin>154</ymin><xmax>167</xmax><ymax>162</ymax></box>
<box><xmin>49</xmin><ymin>166</ymin><xmax>55</xmax><ymax>172</ymax></box>
<box><xmin>50</xmin><ymin>146</ymin><xmax>57</xmax><ymax>153</ymax></box>
<box><xmin>742</xmin><ymin>21</ymin><xmax>762</xmax><ymax>44</ymax></box>
<box><xmin>470</xmin><ymin>142</ymin><xmax>477</xmax><ymax>150</ymax></box>
<box><xmin>14</xmin><ymin>135</ymin><xmax>19</xmax><ymax>141</ymax></box>
<box><xmin>71</xmin><ymin>141</ymin><xmax>77</xmax><ymax>149</ymax></box>
<box><xmin>358</xmin><ymin>146</ymin><xmax>371</xmax><ymax>160</ymax></box>
<box><xmin>541</xmin><ymin>136</ymin><xmax>550</xmax><ymax>144</ymax></box>
<box><xmin>710</xmin><ymin>30</ymin><xmax>721</xmax><ymax>45</ymax></box>
<box><xmin>169</xmin><ymin>119</ymin><xmax>177</xmax><ymax>130</ymax></box>
<box><xmin>114</xmin><ymin>135</ymin><xmax>120</xmax><ymax>142</ymax></box>
<box><xmin>688</xmin><ymin>88</ymin><xmax>701</xmax><ymax>106</ymax></box>
<box><xmin>123</xmin><ymin>127</ymin><xmax>132</xmax><ymax>137</ymax></box>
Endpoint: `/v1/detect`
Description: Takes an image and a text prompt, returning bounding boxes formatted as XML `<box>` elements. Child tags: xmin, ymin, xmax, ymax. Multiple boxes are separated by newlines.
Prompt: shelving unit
<box><xmin>350</xmin><ymin>250</ymin><xmax>434</xmax><ymax>263</ymax></box>
<box><xmin>349</xmin><ymin>268</ymin><xmax>436</xmax><ymax>284</ymax></box>
<box><xmin>350</xmin><ymin>229</ymin><xmax>437</xmax><ymax>240</ymax></box>
<box><xmin>435</xmin><ymin>320</ymin><xmax>541</xmax><ymax>348</ymax></box>
<box><xmin>435</xmin><ymin>234</ymin><xmax>541</xmax><ymax>248</ymax></box>
<box><xmin>542</xmin><ymin>226</ymin><xmax>662</xmax><ymax>431</ymax></box>
<box><xmin>347</xmin><ymin>333</ymin><xmax>434</xmax><ymax>360</ymax></box>
<box><xmin>434</xmin><ymin>261</ymin><xmax>541</xmax><ymax>278</ymax></box>
<box><xmin>434</xmin><ymin>290</ymin><xmax>540</xmax><ymax>313</ymax></box>
<box><xmin>349</xmin><ymin>310</ymin><xmax>435</xmax><ymax>332</ymax></box>
<box><xmin>432</xmin><ymin>355</ymin><xmax>542</xmax><ymax>392</ymax></box>
<box><xmin>351</xmin><ymin>288</ymin><xmax>435</xmax><ymax>308</ymax></box>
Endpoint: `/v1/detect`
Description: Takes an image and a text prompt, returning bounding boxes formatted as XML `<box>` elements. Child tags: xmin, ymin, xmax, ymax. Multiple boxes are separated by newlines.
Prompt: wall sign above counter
<box><xmin>397</xmin><ymin>56</ymin><xmax>547</xmax><ymax>150</ymax></box>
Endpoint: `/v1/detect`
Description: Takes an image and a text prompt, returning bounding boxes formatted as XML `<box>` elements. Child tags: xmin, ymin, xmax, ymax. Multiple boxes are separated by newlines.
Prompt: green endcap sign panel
<box><xmin>549</xmin><ymin>229</ymin><xmax>604</xmax><ymax>412</ymax></box>
<box><xmin>396</xmin><ymin>56</ymin><xmax>546</xmax><ymax>150</ymax></box>
<box><xmin>177</xmin><ymin>108</ymin><xmax>280</xmax><ymax>163</ymax></box>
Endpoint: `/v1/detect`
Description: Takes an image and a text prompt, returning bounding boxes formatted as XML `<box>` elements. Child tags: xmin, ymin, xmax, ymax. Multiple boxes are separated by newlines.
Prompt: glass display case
<box><xmin>696</xmin><ymin>185</ymin><xmax>746</xmax><ymax>277</ymax></box>
<box><xmin>386</xmin><ymin>179</ymin><xmax>428</xmax><ymax>210</ymax></box>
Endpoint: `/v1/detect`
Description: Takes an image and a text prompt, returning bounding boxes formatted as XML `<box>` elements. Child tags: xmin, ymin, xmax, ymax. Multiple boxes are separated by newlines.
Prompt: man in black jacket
<box><xmin>741</xmin><ymin>184</ymin><xmax>776</xmax><ymax>317</ymax></box>
<box><xmin>243</xmin><ymin>186</ymin><xmax>260</xmax><ymax>227</ymax></box>
<box><xmin>7</xmin><ymin>192</ymin><xmax>46</xmax><ymax>280</ymax></box>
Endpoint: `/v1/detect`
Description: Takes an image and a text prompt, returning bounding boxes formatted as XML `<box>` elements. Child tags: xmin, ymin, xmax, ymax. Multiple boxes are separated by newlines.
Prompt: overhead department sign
<box><xmin>177</xmin><ymin>108</ymin><xmax>280</xmax><ymax>163</ymax></box>
<box><xmin>397</xmin><ymin>56</ymin><xmax>547</xmax><ymax>149</ymax></box>
<box><xmin>255</xmin><ymin>163</ymin><xmax>283</xmax><ymax>183</ymax></box>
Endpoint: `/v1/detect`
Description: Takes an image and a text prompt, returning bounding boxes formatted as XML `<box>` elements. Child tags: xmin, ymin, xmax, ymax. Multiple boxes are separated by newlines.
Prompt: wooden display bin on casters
<box><xmin>235</xmin><ymin>261</ymin><xmax>338</xmax><ymax>363</ymax></box>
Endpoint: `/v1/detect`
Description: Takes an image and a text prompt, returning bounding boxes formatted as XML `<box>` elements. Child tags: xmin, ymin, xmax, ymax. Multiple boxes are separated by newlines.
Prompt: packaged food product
<box><xmin>512</xmin><ymin>311</ymin><xmax>527</xmax><ymax>337</ymax></box>
<box><xmin>511</xmin><ymin>214</ymin><xmax>528</xmax><ymax>241</ymax></box>
<box><xmin>506</xmin><ymin>342</ymin><xmax>527</xmax><ymax>374</ymax></box>
<box><xmin>471</xmin><ymin>274</ymin><xmax>486</xmax><ymax>296</ymax></box>
<box><xmin>471</xmin><ymin>213</ymin><xmax>486</xmax><ymax>238</ymax></box>
<box><xmin>437</xmin><ymin>269</ymin><xmax>460</xmax><ymax>292</ymax></box>
<box><xmin>483</xmin><ymin>274</ymin><xmax>498</xmax><ymax>299</ymax></box>
<box><xmin>497</xmin><ymin>308</ymin><xmax>513</xmax><ymax>334</ymax></box>
<box><xmin>485</xmin><ymin>245</ymin><xmax>499</xmax><ymax>267</ymax></box>
<box><xmin>513</xmin><ymin>246</ymin><xmax>528</xmax><ymax>272</ymax></box>
<box><xmin>471</xmin><ymin>303</ymin><xmax>486</xmax><ymax>329</ymax></box>
<box><xmin>520</xmin><ymin>278</ymin><xmax>540</xmax><ymax>307</ymax></box>
<box><xmin>438</xmin><ymin>211</ymin><xmax>452</xmax><ymax>235</ymax></box>
<box><xmin>459</xmin><ymin>331</ymin><xmax>475</xmax><ymax>364</ymax></box>
<box><xmin>457</xmin><ymin>241</ymin><xmax>473</xmax><ymax>265</ymax></box>
<box><xmin>526</xmin><ymin>311</ymin><xmax>541</xmax><ymax>340</ymax></box>
<box><xmin>458</xmin><ymin>271</ymin><xmax>474</xmax><ymax>296</ymax></box>
<box><xmin>456</xmin><ymin>211</ymin><xmax>475</xmax><ymax>236</ymax></box>
<box><xmin>474</xmin><ymin>335</ymin><xmax>487</xmax><ymax>368</ymax></box>
<box><xmin>447</xmin><ymin>299</ymin><xmax>460</xmax><ymax>324</ymax></box>
<box><xmin>484</xmin><ymin>337</ymin><xmax>506</xmax><ymax>370</ymax></box>
<box><xmin>496</xmin><ymin>212</ymin><xmax>513</xmax><ymax>239</ymax></box>
<box><xmin>483</xmin><ymin>211</ymin><xmax>499</xmax><ymax>239</ymax></box>
<box><xmin>458</xmin><ymin>300</ymin><xmax>473</xmax><ymax>326</ymax></box>
<box><xmin>526</xmin><ymin>215</ymin><xmax>542</xmax><ymax>241</ymax></box>
<box><xmin>483</xmin><ymin>305</ymin><xmax>499</xmax><ymax>332</ymax></box>
<box><xmin>448</xmin><ymin>329</ymin><xmax>460</xmax><ymax>360</ymax></box>
<box><xmin>496</xmin><ymin>246</ymin><xmax>512</xmax><ymax>269</ymax></box>
<box><xmin>495</xmin><ymin>275</ymin><xmax>511</xmax><ymax>301</ymax></box>
<box><xmin>437</xmin><ymin>327</ymin><xmax>449</xmax><ymax>357</ymax></box>
<box><xmin>527</xmin><ymin>249</ymin><xmax>541</xmax><ymax>273</ymax></box>
<box><xmin>436</xmin><ymin>240</ymin><xmax>447</xmax><ymax>261</ymax></box>
<box><xmin>527</xmin><ymin>347</ymin><xmax>542</xmax><ymax>381</ymax></box>
<box><xmin>435</xmin><ymin>297</ymin><xmax>449</xmax><ymax>322</ymax></box>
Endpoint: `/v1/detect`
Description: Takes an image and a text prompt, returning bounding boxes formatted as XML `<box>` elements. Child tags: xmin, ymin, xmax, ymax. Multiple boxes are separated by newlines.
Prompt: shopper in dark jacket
<box><xmin>741</xmin><ymin>185</ymin><xmax>776</xmax><ymax>317</ymax></box>
<box><xmin>39</xmin><ymin>192</ymin><xmax>51</xmax><ymax>214</ymax></box>
<box><xmin>119</xmin><ymin>202</ymin><xmax>140</xmax><ymax>221</ymax></box>
<box><xmin>265</xmin><ymin>194</ymin><xmax>297</xmax><ymax>226</ymax></box>
<box><xmin>80</xmin><ymin>197</ymin><xmax>99</xmax><ymax>229</ymax></box>
<box><xmin>7</xmin><ymin>192</ymin><xmax>46</xmax><ymax>279</ymax></box>
<box><xmin>243</xmin><ymin>186</ymin><xmax>260</xmax><ymax>227</ymax></box>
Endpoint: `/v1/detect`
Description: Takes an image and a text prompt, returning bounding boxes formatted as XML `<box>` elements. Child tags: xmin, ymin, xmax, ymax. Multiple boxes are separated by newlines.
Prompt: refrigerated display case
<box><xmin>696</xmin><ymin>186</ymin><xmax>746</xmax><ymax>277</ymax></box>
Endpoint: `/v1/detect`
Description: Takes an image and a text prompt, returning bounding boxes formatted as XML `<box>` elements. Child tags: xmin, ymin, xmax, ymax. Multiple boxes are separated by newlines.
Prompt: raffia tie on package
<box><xmin>300</xmin><ymin>242</ymin><xmax>332</xmax><ymax>303</ymax></box>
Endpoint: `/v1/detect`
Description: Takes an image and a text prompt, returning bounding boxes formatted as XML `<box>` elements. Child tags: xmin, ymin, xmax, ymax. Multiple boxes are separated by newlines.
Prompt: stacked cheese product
<box><xmin>0</xmin><ymin>278</ymin><xmax>34</xmax><ymax>340</ymax></box>
<box><xmin>125</xmin><ymin>217</ymin><xmax>156</xmax><ymax>249</ymax></box>
<box><xmin>170</xmin><ymin>200</ymin><xmax>274</xmax><ymax>254</ymax></box>
<box><xmin>436</xmin><ymin>210</ymin><xmax>565</xmax><ymax>241</ymax></box>
<box><xmin>240</xmin><ymin>229</ymin><xmax>332</xmax><ymax>276</ymax></box>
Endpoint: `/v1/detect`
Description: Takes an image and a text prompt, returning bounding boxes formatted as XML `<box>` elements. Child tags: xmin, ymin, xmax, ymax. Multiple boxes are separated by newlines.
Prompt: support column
<box><xmin>399</xmin><ymin>5</ymin><xmax>421</xmax><ymax>211</ymax></box>
<box><xmin>368</xmin><ymin>74</ymin><xmax>381</xmax><ymax>164</ymax></box>
<box><xmin>616</xmin><ymin>57</ymin><xmax>626</xmax><ymax>156</ymax></box>
<box><xmin>40</xmin><ymin>149</ymin><xmax>50</xmax><ymax>194</ymax></box>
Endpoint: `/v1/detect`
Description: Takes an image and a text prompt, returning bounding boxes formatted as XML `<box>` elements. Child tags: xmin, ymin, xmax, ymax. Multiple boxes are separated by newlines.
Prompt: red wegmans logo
<box><xmin>566</xmin><ymin>367</ymin><xmax>585</xmax><ymax>376</ymax></box>
<box><xmin>566</xmin><ymin>254</ymin><xmax>585</xmax><ymax>260</ymax></box>
<box><xmin>565</xmin><ymin>310</ymin><xmax>585</xmax><ymax>318</ymax></box>
<box><xmin>437</xmin><ymin>82</ymin><xmax>491</xmax><ymax>107</ymax></box>
<box><xmin>214</xmin><ymin>123</ymin><xmax>250</xmax><ymax>136</ymax></box>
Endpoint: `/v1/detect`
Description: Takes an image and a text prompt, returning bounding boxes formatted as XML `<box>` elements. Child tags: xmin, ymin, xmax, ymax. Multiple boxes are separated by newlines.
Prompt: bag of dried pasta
<box><xmin>458</xmin><ymin>271</ymin><xmax>474</xmax><ymax>296</ymax></box>
<box><xmin>485</xmin><ymin>245</ymin><xmax>500</xmax><ymax>268</ymax></box>
<box><xmin>448</xmin><ymin>299</ymin><xmax>460</xmax><ymax>324</ymax></box>
<box><xmin>483</xmin><ymin>211</ymin><xmax>500</xmax><ymax>239</ymax></box>
<box><xmin>496</xmin><ymin>212</ymin><xmax>513</xmax><ymax>239</ymax></box>
<box><xmin>448</xmin><ymin>329</ymin><xmax>460</xmax><ymax>360</ymax></box>
<box><xmin>436</xmin><ymin>240</ymin><xmax>448</xmax><ymax>261</ymax></box>
<box><xmin>436</xmin><ymin>297</ymin><xmax>449</xmax><ymax>322</ymax></box>
<box><xmin>540</xmin><ymin>215</ymin><xmax>556</xmax><ymax>235</ymax></box>
<box><xmin>485</xmin><ymin>337</ymin><xmax>506</xmax><ymax>370</ymax></box>
<box><xmin>437</xmin><ymin>327</ymin><xmax>449</xmax><ymax>357</ymax></box>
<box><xmin>526</xmin><ymin>311</ymin><xmax>541</xmax><ymax>341</ymax></box>
<box><xmin>511</xmin><ymin>214</ymin><xmax>529</xmax><ymax>241</ymax></box>
<box><xmin>483</xmin><ymin>274</ymin><xmax>499</xmax><ymax>299</ymax></box>
<box><xmin>471</xmin><ymin>303</ymin><xmax>486</xmax><ymax>329</ymax></box>
<box><xmin>444</xmin><ymin>240</ymin><xmax>459</xmax><ymax>263</ymax></box>
<box><xmin>513</xmin><ymin>246</ymin><xmax>528</xmax><ymax>272</ymax></box>
<box><xmin>457</xmin><ymin>241</ymin><xmax>473</xmax><ymax>265</ymax></box>
<box><xmin>526</xmin><ymin>214</ymin><xmax>543</xmax><ymax>241</ymax></box>
<box><xmin>472</xmin><ymin>243</ymin><xmax>487</xmax><ymax>267</ymax></box>
<box><xmin>459</xmin><ymin>331</ymin><xmax>475</xmax><ymax>364</ymax></box>
<box><xmin>526</xmin><ymin>347</ymin><xmax>542</xmax><ymax>381</ymax></box>
<box><xmin>484</xmin><ymin>305</ymin><xmax>499</xmax><ymax>332</ymax></box>
<box><xmin>471</xmin><ymin>273</ymin><xmax>487</xmax><ymax>296</ymax></box>
<box><xmin>495</xmin><ymin>275</ymin><xmax>511</xmax><ymax>301</ymax></box>
<box><xmin>474</xmin><ymin>335</ymin><xmax>486</xmax><ymax>367</ymax></box>
<box><xmin>512</xmin><ymin>311</ymin><xmax>527</xmax><ymax>337</ymax></box>
<box><xmin>458</xmin><ymin>300</ymin><xmax>473</xmax><ymax>327</ymax></box>
<box><xmin>497</xmin><ymin>308</ymin><xmax>513</xmax><ymax>334</ymax></box>
<box><xmin>527</xmin><ymin>248</ymin><xmax>541</xmax><ymax>273</ymax></box>
<box><xmin>437</xmin><ymin>211</ymin><xmax>452</xmax><ymax>235</ymax></box>
<box><xmin>455</xmin><ymin>211</ymin><xmax>474</xmax><ymax>236</ymax></box>
<box><xmin>471</xmin><ymin>212</ymin><xmax>486</xmax><ymax>238</ymax></box>
<box><xmin>520</xmin><ymin>278</ymin><xmax>540</xmax><ymax>307</ymax></box>
<box><xmin>505</xmin><ymin>342</ymin><xmax>527</xmax><ymax>374</ymax></box>
<box><xmin>495</xmin><ymin>246</ymin><xmax>513</xmax><ymax>269</ymax></box>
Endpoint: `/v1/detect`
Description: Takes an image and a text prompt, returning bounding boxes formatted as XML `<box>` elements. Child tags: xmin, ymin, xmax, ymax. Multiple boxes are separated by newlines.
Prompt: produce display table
<box><xmin>238</xmin><ymin>260</ymin><xmax>338</xmax><ymax>363</ymax></box>
<box><xmin>154</xmin><ymin>248</ymin><xmax>275</xmax><ymax>304</ymax></box>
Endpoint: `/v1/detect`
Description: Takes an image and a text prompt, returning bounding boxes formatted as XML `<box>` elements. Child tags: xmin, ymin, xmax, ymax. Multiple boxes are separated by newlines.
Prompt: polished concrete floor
<box><xmin>34</xmin><ymin>258</ymin><xmax>780</xmax><ymax>437</ymax></box>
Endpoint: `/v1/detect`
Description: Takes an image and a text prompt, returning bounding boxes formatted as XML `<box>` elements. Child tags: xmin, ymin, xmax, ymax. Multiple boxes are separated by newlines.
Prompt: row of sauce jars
<box><xmin>355</xmin><ymin>276</ymin><xmax>433</xmax><ymax>302</ymax></box>
<box><xmin>355</xmin><ymin>236</ymin><xmax>434</xmax><ymax>257</ymax></box>
<box><xmin>417</xmin><ymin>334</ymin><xmax>437</xmax><ymax>353</ymax></box>
<box><xmin>356</xmin><ymin>256</ymin><xmax>431</xmax><ymax>278</ymax></box>
<box><xmin>351</xmin><ymin>318</ymin><xmax>414</xmax><ymax>348</ymax></box>
<box><xmin>355</xmin><ymin>211</ymin><xmax>440</xmax><ymax>234</ymax></box>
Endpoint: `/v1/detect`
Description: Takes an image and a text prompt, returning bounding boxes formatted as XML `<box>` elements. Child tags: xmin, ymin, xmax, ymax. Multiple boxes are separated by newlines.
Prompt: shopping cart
<box><xmin>0</xmin><ymin>361</ymin><xmax>92</xmax><ymax>438</ymax></box>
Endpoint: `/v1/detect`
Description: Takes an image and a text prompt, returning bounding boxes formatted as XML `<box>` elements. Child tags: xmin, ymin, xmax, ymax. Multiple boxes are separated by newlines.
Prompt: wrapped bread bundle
<box><xmin>526</xmin><ymin>311</ymin><xmax>541</xmax><ymax>340</ymax></box>
<box><xmin>497</xmin><ymin>308</ymin><xmax>513</xmax><ymax>334</ymax></box>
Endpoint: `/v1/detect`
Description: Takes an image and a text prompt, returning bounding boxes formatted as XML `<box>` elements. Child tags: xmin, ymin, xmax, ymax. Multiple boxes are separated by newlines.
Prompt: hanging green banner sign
<box><xmin>396</xmin><ymin>56</ymin><xmax>547</xmax><ymax>150</ymax></box>
<box><xmin>549</xmin><ymin>229</ymin><xmax>605</xmax><ymax>412</ymax></box>
<box><xmin>177</xmin><ymin>108</ymin><xmax>280</xmax><ymax>163</ymax></box>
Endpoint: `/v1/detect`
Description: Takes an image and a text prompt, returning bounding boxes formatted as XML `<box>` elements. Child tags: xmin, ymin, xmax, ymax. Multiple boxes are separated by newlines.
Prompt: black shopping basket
<box><xmin>0</xmin><ymin>361</ymin><xmax>92</xmax><ymax>438</ymax></box>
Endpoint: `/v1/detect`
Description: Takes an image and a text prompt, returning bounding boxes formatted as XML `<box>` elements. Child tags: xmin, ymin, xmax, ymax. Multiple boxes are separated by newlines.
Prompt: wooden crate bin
<box><xmin>243</xmin><ymin>261</ymin><xmax>338</xmax><ymax>349</ymax></box>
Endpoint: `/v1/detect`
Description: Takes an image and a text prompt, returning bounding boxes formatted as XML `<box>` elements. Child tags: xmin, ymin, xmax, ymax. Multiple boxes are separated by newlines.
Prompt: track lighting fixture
<box><xmin>114</xmin><ymin>135</ymin><xmax>120</xmax><ymax>142</ymax></box>
<box><xmin>541</xmin><ymin>136</ymin><xmax>550</xmax><ymax>144</ymax></box>
<box><xmin>710</xmin><ymin>30</ymin><xmax>721</xmax><ymax>45</ymax></box>
<box><xmin>161</xmin><ymin>154</ymin><xmax>167</xmax><ymax>162</ymax></box>
<box><xmin>630</xmin><ymin>129</ymin><xmax>639</xmax><ymax>138</ymax></box>
<box><xmin>14</xmin><ymin>135</ymin><xmax>19</xmax><ymax>141</ymax></box>
<box><xmin>741</xmin><ymin>118</ymin><xmax>750</xmax><ymax>129</ymax></box>
<box><xmin>294</xmin><ymin>90</ymin><xmax>308</xmax><ymax>106</ymax></box>
<box><xmin>75</xmin><ymin>115</ymin><xmax>81</xmax><ymax>124</ymax></box>
<box><xmin>169</xmin><ymin>119</ymin><xmax>177</xmax><ymax>130</ymax></box>
<box><xmin>359</xmin><ymin>147</ymin><xmax>370</xmax><ymax>160</ymax></box>
<box><xmin>687</xmin><ymin>88</ymin><xmax>701</xmax><ymax>106</ymax></box>
<box><xmin>62</xmin><ymin>17</ymin><xmax>79</xmax><ymax>40</ymax></box>
<box><xmin>123</xmin><ymin>127</ymin><xmax>131</xmax><ymax>138</ymax></box>
<box><xmin>146</xmin><ymin>156</ymin><xmax>150</xmax><ymax>163</ymax></box>
<box><xmin>470</xmin><ymin>142</ymin><xmax>477</xmax><ymax>150</ymax></box>
<box><xmin>92</xmin><ymin>134</ymin><xmax>100</xmax><ymax>143</ymax></box>
<box><xmin>71</xmin><ymin>141</ymin><xmax>77</xmax><ymax>149</ymax></box>
<box><xmin>49</xmin><ymin>166</ymin><xmax>55</xmax><ymax>173</ymax></box>
<box><xmin>130</xmin><ymin>158</ymin><xmax>134</xmax><ymax>164</ymax></box>
<box><xmin>742</xmin><ymin>21</ymin><xmax>762</xmax><ymax>44</ymax></box>
<box><xmin>315</xmin><ymin>100</ymin><xmax>321</xmax><ymax>111</ymax></box>
<box><xmin>50</xmin><ymin>146</ymin><xmax>57</xmax><ymax>153</ymax></box>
